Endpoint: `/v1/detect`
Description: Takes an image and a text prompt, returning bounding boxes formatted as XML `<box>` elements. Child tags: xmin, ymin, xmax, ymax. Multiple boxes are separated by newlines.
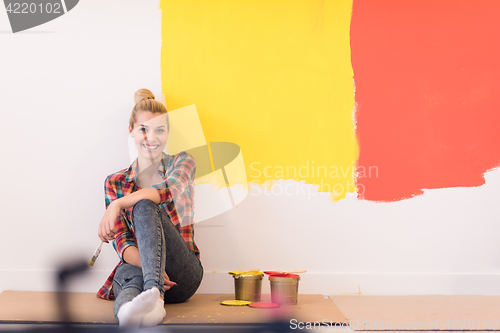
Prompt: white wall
<box><xmin>0</xmin><ymin>0</ymin><xmax>164</xmax><ymax>294</ymax></box>
<box><xmin>1</xmin><ymin>0</ymin><xmax>499</xmax><ymax>297</ymax></box>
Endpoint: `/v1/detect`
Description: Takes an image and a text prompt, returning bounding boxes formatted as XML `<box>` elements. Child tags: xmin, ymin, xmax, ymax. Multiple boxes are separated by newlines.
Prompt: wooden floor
<box><xmin>0</xmin><ymin>291</ymin><xmax>345</xmax><ymax>325</ymax></box>
<box><xmin>0</xmin><ymin>292</ymin><xmax>499</xmax><ymax>331</ymax></box>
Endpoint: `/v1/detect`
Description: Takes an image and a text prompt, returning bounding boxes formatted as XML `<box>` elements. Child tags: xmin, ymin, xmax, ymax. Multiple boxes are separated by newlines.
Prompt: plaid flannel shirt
<box><xmin>96</xmin><ymin>151</ymin><xmax>199</xmax><ymax>300</ymax></box>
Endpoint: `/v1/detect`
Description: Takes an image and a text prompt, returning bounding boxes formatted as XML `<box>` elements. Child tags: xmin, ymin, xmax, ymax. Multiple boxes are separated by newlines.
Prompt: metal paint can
<box><xmin>233</xmin><ymin>273</ymin><xmax>263</xmax><ymax>302</ymax></box>
<box><xmin>269</xmin><ymin>274</ymin><xmax>300</xmax><ymax>305</ymax></box>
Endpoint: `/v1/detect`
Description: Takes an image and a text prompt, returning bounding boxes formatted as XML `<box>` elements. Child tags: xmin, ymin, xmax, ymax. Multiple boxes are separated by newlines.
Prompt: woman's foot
<box><xmin>140</xmin><ymin>297</ymin><xmax>166</xmax><ymax>327</ymax></box>
<box><xmin>117</xmin><ymin>287</ymin><xmax>160</xmax><ymax>328</ymax></box>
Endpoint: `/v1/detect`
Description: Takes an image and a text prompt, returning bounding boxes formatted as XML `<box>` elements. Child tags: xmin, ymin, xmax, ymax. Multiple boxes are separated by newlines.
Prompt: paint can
<box><xmin>232</xmin><ymin>272</ymin><xmax>263</xmax><ymax>302</ymax></box>
<box><xmin>269</xmin><ymin>273</ymin><xmax>300</xmax><ymax>305</ymax></box>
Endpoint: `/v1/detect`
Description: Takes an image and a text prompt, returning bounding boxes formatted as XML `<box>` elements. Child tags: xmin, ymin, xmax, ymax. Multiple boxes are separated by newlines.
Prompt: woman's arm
<box><xmin>99</xmin><ymin>176</ymin><xmax>145</xmax><ymax>246</ymax></box>
<box><xmin>99</xmin><ymin>188</ymin><xmax>160</xmax><ymax>240</ymax></box>
<box><xmin>114</xmin><ymin>187</ymin><xmax>160</xmax><ymax>209</ymax></box>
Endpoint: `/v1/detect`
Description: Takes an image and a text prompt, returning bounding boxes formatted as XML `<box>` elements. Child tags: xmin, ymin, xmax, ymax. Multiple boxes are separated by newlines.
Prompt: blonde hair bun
<box><xmin>130</xmin><ymin>88</ymin><xmax>169</xmax><ymax>131</ymax></box>
<box><xmin>134</xmin><ymin>88</ymin><xmax>155</xmax><ymax>104</ymax></box>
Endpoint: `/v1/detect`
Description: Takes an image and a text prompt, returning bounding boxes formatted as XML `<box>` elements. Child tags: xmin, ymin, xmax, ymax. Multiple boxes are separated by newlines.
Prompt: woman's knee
<box><xmin>132</xmin><ymin>199</ymin><xmax>158</xmax><ymax>218</ymax></box>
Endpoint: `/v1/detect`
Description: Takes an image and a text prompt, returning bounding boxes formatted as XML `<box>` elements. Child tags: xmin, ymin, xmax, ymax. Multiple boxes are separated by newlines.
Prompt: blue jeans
<box><xmin>112</xmin><ymin>199</ymin><xmax>203</xmax><ymax>321</ymax></box>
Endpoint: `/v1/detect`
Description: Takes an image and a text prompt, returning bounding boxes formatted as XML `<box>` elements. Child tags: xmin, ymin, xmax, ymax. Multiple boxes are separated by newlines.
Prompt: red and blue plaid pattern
<box><xmin>96</xmin><ymin>151</ymin><xmax>199</xmax><ymax>300</ymax></box>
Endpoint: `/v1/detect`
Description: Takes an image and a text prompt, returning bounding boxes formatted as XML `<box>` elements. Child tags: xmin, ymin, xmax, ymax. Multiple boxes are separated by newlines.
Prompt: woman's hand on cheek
<box><xmin>98</xmin><ymin>200</ymin><xmax>121</xmax><ymax>243</ymax></box>
<box><xmin>164</xmin><ymin>271</ymin><xmax>177</xmax><ymax>291</ymax></box>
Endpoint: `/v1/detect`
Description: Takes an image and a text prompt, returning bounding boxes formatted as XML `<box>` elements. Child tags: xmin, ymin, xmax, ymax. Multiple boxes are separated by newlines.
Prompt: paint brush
<box><xmin>264</xmin><ymin>270</ymin><xmax>307</xmax><ymax>275</ymax></box>
<box><xmin>246</xmin><ymin>268</ymin><xmax>260</xmax><ymax>272</ymax></box>
<box><xmin>88</xmin><ymin>241</ymin><xmax>103</xmax><ymax>266</ymax></box>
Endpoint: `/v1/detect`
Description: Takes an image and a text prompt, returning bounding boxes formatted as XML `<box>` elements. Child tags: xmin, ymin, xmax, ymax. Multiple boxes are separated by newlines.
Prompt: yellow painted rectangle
<box><xmin>161</xmin><ymin>0</ymin><xmax>357</xmax><ymax>200</ymax></box>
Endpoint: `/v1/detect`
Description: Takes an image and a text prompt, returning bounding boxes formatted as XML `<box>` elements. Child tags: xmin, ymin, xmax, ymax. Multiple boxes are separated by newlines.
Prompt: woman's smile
<box><xmin>142</xmin><ymin>143</ymin><xmax>159</xmax><ymax>150</ymax></box>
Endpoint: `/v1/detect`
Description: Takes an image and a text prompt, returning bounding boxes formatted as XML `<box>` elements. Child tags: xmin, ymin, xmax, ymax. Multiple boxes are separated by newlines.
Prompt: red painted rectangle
<box><xmin>352</xmin><ymin>0</ymin><xmax>500</xmax><ymax>201</ymax></box>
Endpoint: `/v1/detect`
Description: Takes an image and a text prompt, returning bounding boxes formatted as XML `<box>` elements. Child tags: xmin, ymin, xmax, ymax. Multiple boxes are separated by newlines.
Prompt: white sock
<box><xmin>140</xmin><ymin>298</ymin><xmax>166</xmax><ymax>327</ymax></box>
<box><xmin>117</xmin><ymin>287</ymin><xmax>160</xmax><ymax>328</ymax></box>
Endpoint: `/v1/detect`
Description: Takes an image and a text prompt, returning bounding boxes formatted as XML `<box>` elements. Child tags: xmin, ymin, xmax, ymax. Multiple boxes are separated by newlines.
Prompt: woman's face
<box><xmin>129</xmin><ymin>111</ymin><xmax>168</xmax><ymax>161</ymax></box>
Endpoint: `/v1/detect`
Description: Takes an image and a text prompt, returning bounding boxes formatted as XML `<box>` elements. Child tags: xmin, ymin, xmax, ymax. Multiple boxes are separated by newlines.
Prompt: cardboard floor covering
<box><xmin>0</xmin><ymin>291</ymin><xmax>346</xmax><ymax>325</ymax></box>
<box><xmin>330</xmin><ymin>295</ymin><xmax>500</xmax><ymax>330</ymax></box>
